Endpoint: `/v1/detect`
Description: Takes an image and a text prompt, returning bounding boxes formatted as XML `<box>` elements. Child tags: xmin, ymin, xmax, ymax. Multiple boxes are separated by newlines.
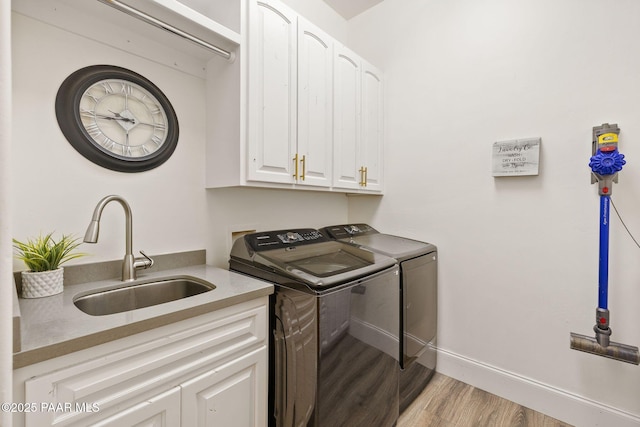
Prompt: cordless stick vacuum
<box><xmin>570</xmin><ymin>123</ymin><xmax>640</xmax><ymax>365</ymax></box>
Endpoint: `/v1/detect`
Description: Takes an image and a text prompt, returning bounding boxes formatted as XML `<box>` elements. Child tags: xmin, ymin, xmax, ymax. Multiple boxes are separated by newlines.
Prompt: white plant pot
<box><xmin>21</xmin><ymin>268</ymin><xmax>64</xmax><ymax>298</ymax></box>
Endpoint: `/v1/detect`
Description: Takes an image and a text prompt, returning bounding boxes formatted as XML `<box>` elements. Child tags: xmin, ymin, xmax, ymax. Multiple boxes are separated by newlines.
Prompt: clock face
<box><xmin>79</xmin><ymin>79</ymin><xmax>169</xmax><ymax>159</ymax></box>
<box><xmin>56</xmin><ymin>65</ymin><xmax>179</xmax><ymax>172</ymax></box>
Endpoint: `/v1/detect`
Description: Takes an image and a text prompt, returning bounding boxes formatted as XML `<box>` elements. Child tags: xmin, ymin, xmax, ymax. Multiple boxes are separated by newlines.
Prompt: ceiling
<box><xmin>322</xmin><ymin>0</ymin><xmax>384</xmax><ymax>19</ymax></box>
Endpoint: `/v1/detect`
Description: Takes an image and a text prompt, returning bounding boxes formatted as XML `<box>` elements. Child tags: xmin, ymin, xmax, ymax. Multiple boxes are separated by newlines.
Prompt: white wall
<box><xmin>206</xmin><ymin>187</ymin><xmax>349</xmax><ymax>267</ymax></box>
<box><xmin>11</xmin><ymin>13</ymin><xmax>208</xmax><ymax>267</ymax></box>
<box><xmin>347</xmin><ymin>0</ymin><xmax>640</xmax><ymax>425</ymax></box>
<box><xmin>1</xmin><ymin>0</ymin><xmax>12</xmax><ymax>425</ymax></box>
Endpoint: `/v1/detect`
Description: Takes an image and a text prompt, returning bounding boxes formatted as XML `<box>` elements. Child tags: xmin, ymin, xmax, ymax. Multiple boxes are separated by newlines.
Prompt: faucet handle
<box><xmin>135</xmin><ymin>250</ymin><xmax>155</xmax><ymax>270</ymax></box>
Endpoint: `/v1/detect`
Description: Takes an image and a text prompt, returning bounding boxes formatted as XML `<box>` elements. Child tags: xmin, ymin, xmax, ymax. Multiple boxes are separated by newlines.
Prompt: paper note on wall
<box><xmin>492</xmin><ymin>138</ymin><xmax>541</xmax><ymax>177</ymax></box>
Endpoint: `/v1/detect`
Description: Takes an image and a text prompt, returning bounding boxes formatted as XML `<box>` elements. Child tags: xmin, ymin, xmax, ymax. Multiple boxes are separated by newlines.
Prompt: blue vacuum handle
<box><xmin>598</xmin><ymin>195</ymin><xmax>610</xmax><ymax>310</ymax></box>
<box><xmin>589</xmin><ymin>141</ymin><xmax>625</xmax><ymax>311</ymax></box>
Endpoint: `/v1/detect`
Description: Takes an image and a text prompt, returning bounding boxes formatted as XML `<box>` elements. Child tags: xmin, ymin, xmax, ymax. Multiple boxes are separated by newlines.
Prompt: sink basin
<box><xmin>74</xmin><ymin>277</ymin><xmax>216</xmax><ymax>316</ymax></box>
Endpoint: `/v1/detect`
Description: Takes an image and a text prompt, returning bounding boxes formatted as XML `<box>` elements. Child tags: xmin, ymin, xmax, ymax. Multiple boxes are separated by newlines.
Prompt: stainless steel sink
<box><xmin>74</xmin><ymin>277</ymin><xmax>216</xmax><ymax>316</ymax></box>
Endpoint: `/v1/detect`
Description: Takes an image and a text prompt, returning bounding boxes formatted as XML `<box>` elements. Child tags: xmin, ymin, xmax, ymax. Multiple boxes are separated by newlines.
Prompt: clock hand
<box><xmin>108</xmin><ymin>110</ymin><xmax>136</xmax><ymax>123</ymax></box>
<box><xmin>94</xmin><ymin>113</ymin><xmax>135</xmax><ymax>123</ymax></box>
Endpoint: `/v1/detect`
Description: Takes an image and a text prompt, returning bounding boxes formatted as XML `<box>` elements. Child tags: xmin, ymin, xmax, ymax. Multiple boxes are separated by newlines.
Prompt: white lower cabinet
<box><xmin>89</xmin><ymin>387</ymin><xmax>181</xmax><ymax>427</ymax></box>
<box><xmin>181</xmin><ymin>347</ymin><xmax>265</xmax><ymax>426</ymax></box>
<box><xmin>14</xmin><ymin>297</ymin><xmax>268</xmax><ymax>427</ymax></box>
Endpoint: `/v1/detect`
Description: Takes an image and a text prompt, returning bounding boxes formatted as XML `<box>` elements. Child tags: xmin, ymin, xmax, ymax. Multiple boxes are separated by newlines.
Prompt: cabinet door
<box><xmin>360</xmin><ymin>60</ymin><xmax>384</xmax><ymax>192</ymax></box>
<box><xmin>181</xmin><ymin>347</ymin><xmax>267</xmax><ymax>427</ymax></box>
<box><xmin>87</xmin><ymin>387</ymin><xmax>181</xmax><ymax>427</ymax></box>
<box><xmin>332</xmin><ymin>44</ymin><xmax>361</xmax><ymax>190</ymax></box>
<box><xmin>247</xmin><ymin>0</ymin><xmax>297</xmax><ymax>184</ymax></box>
<box><xmin>296</xmin><ymin>17</ymin><xmax>333</xmax><ymax>188</ymax></box>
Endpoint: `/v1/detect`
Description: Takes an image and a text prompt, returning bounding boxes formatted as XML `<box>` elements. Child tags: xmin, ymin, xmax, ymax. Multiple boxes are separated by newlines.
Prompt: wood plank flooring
<box><xmin>399</xmin><ymin>373</ymin><xmax>573</xmax><ymax>427</ymax></box>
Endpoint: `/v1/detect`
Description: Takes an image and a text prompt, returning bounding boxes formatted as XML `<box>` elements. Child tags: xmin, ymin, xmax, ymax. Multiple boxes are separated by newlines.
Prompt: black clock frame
<box><xmin>55</xmin><ymin>65</ymin><xmax>179</xmax><ymax>173</ymax></box>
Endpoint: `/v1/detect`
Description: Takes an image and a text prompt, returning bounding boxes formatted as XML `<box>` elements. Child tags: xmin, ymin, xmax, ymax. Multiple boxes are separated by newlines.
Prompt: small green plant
<box><xmin>13</xmin><ymin>232</ymin><xmax>86</xmax><ymax>272</ymax></box>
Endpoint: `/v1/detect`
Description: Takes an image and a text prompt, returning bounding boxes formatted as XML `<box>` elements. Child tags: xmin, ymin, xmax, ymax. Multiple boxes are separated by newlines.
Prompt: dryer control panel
<box><xmin>244</xmin><ymin>228</ymin><xmax>328</xmax><ymax>252</ymax></box>
<box><xmin>321</xmin><ymin>223</ymin><xmax>378</xmax><ymax>240</ymax></box>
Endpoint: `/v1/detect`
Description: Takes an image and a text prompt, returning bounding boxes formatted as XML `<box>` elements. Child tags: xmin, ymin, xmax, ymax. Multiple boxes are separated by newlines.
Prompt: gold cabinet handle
<box><xmin>363</xmin><ymin>166</ymin><xmax>368</xmax><ymax>187</ymax></box>
<box><xmin>293</xmin><ymin>153</ymin><xmax>299</xmax><ymax>179</ymax></box>
<box><xmin>300</xmin><ymin>155</ymin><xmax>306</xmax><ymax>181</ymax></box>
<box><xmin>359</xmin><ymin>166</ymin><xmax>366</xmax><ymax>186</ymax></box>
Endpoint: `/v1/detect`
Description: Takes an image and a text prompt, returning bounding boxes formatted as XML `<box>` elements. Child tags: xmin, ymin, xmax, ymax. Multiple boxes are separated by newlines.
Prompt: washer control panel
<box><xmin>245</xmin><ymin>228</ymin><xmax>327</xmax><ymax>251</ymax></box>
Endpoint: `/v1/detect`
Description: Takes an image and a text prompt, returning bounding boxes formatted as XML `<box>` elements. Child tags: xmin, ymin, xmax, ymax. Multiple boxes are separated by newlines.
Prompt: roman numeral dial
<box><xmin>79</xmin><ymin>79</ymin><xmax>169</xmax><ymax>158</ymax></box>
<box><xmin>56</xmin><ymin>65</ymin><xmax>179</xmax><ymax>172</ymax></box>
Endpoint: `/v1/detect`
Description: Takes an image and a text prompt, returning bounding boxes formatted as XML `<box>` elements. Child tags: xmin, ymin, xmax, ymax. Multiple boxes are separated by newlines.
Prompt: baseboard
<box><xmin>436</xmin><ymin>347</ymin><xmax>640</xmax><ymax>427</ymax></box>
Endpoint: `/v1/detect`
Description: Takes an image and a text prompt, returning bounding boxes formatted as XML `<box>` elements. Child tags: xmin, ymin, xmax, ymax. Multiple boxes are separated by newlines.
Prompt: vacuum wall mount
<box><xmin>570</xmin><ymin>123</ymin><xmax>640</xmax><ymax>365</ymax></box>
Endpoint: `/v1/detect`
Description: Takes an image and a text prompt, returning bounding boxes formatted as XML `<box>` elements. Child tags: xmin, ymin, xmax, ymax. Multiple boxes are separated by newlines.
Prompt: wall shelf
<box><xmin>12</xmin><ymin>0</ymin><xmax>241</xmax><ymax>77</ymax></box>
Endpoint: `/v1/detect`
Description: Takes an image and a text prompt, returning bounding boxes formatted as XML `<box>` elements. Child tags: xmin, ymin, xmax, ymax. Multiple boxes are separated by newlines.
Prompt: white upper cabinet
<box><xmin>247</xmin><ymin>0</ymin><xmax>298</xmax><ymax>184</ymax></box>
<box><xmin>333</xmin><ymin>45</ymin><xmax>384</xmax><ymax>192</ymax></box>
<box><xmin>246</xmin><ymin>1</ymin><xmax>333</xmax><ymax>188</ymax></box>
<box><xmin>333</xmin><ymin>45</ymin><xmax>362</xmax><ymax>190</ymax></box>
<box><xmin>361</xmin><ymin>60</ymin><xmax>384</xmax><ymax>192</ymax></box>
<box><xmin>296</xmin><ymin>17</ymin><xmax>333</xmax><ymax>188</ymax></box>
<box><xmin>206</xmin><ymin>0</ymin><xmax>383</xmax><ymax>193</ymax></box>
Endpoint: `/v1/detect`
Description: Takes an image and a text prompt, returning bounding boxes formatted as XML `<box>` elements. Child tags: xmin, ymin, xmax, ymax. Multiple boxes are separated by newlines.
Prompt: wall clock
<box><xmin>55</xmin><ymin>65</ymin><xmax>179</xmax><ymax>172</ymax></box>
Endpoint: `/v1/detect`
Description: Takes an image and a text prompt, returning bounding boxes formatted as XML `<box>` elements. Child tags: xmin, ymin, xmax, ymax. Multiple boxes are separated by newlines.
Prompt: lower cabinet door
<box><xmin>181</xmin><ymin>347</ymin><xmax>267</xmax><ymax>427</ymax></box>
<box><xmin>88</xmin><ymin>387</ymin><xmax>181</xmax><ymax>427</ymax></box>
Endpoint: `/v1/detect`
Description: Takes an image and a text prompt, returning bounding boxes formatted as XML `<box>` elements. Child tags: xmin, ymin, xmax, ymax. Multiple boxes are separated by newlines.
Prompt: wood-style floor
<box><xmin>399</xmin><ymin>373</ymin><xmax>573</xmax><ymax>427</ymax></box>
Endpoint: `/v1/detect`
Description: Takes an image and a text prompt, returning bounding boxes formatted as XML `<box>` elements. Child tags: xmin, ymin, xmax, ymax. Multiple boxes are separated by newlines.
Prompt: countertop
<box><xmin>13</xmin><ymin>264</ymin><xmax>273</xmax><ymax>368</ymax></box>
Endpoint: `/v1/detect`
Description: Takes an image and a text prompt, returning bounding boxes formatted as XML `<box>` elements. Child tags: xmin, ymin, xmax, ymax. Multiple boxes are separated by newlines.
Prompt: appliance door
<box><xmin>273</xmin><ymin>289</ymin><xmax>317</xmax><ymax>427</ymax></box>
<box><xmin>402</xmin><ymin>253</ymin><xmax>437</xmax><ymax>368</ymax></box>
<box><xmin>316</xmin><ymin>266</ymin><xmax>400</xmax><ymax>427</ymax></box>
<box><xmin>272</xmin><ymin>266</ymin><xmax>399</xmax><ymax>427</ymax></box>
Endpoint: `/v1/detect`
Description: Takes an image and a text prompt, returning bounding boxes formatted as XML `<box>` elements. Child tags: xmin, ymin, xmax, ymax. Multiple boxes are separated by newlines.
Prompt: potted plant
<box><xmin>13</xmin><ymin>232</ymin><xmax>86</xmax><ymax>298</ymax></box>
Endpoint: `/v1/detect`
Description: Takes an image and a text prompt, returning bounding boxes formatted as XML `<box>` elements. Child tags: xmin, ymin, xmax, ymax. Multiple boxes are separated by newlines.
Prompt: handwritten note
<box><xmin>492</xmin><ymin>138</ymin><xmax>540</xmax><ymax>177</ymax></box>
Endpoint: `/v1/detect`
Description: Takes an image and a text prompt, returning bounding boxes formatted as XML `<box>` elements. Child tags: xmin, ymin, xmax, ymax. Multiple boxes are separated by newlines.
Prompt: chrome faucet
<box><xmin>84</xmin><ymin>195</ymin><xmax>154</xmax><ymax>281</ymax></box>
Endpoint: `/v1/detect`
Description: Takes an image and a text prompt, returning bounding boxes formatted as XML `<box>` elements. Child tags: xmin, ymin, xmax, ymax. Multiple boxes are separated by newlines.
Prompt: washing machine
<box><xmin>320</xmin><ymin>223</ymin><xmax>437</xmax><ymax>412</ymax></box>
<box><xmin>229</xmin><ymin>228</ymin><xmax>400</xmax><ymax>427</ymax></box>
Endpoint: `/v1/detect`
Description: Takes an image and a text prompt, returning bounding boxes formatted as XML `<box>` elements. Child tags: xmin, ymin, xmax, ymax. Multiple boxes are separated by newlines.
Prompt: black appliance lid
<box><xmin>229</xmin><ymin>228</ymin><xmax>397</xmax><ymax>288</ymax></box>
<box><xmin>321</xmin><ymin>224</ymin><xmax>436</xmax><ymax>260</ymax></box>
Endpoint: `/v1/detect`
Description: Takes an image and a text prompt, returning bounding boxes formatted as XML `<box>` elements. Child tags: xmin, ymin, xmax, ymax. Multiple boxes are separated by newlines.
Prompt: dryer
<box><xmin>321</xmin><ymin>224</ymin><xmax>437</xmax><ymax>412</ymax></box>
